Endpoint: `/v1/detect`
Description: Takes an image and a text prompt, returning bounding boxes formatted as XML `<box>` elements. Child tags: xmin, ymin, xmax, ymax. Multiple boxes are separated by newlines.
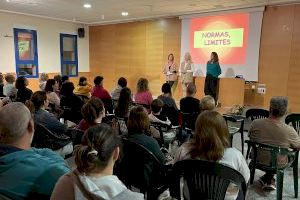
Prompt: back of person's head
<box><xmin>191</xmin><ymin>110</ymin><xmax>230</xmax><ymax>161</ymax></box>
<box><xmin>15</xmin><ymin>76</ymin><xmax>27</xmax><ymax>89</ymax></box>
<box><xmin>0</xmin><ymin>102</ymin><xmax>33</xmax><ymax>146</ymax></box>
<box><xmin>81</xmin><ymin>97</ymin><xmax>105</xmax><ymax>123</ymax></box>
<box><xmin>127</xmin><ymin>106</ymin><xmax>149</xmax><ymax>134</ymax></box>
<box><xmin>151</xmin><ymin>99</ymin><xmax>164</xmax><ymax>114</ymax></box>
<box><xmin>61</xmin><ymin>82</ymin><xmax>75</xmax><ymax>96</ymax></box>
<box><xmin>115</xmin><ymin>87</ymin><xmax>132</xmax><ymax>117</ymax></box>
<box><xmin>137</xmin><ymin>78</ymin><xmax>149</xmax><ymax>93</ymax></box>
<box><xmin>269</xmin><ymin>96</ymin><xmax>288</xmax><ymax>118</ymax></box>
<box><xmin>62</xmin><ymin>75</ymin><xmax>69</xmax><ymax>83</ymax></box>
<box><xmin>54</xmin><ymin>74</ymin><xmax>62</xmax><ymax>88</ymax></box>
<box><xmin>94</xmin><ymin>76</ymin><xmax>104</xmax><ymax>86</ymax></box>
<box><xmin>39</xmin><ymin>73</ymin><xmax>49</xmax><ymax>82</ymax></box>
<box><xmin>25</xmin><ymin>91</ymin><xmax>47</xmax><ymax>113</ymax></box>
<box><xmin>44</xmin><ymin>79</ymin><xmax>56</xmax><ymax>92</ymax></box>
<box><xmin>118</xmin><ymin>77</ymin><xmax>127</xmax><ymax>88</ymax></box>
<box><xmin>187</xmin><ymin>83</ymin><xmax>197</xmax><ymax>96</ymax></box>
<box><xmin>79</xmin><ymin>76</ymin><xmax>87</xmax><ymax>86</ymax></box>
<box><xmin>75</xmin><ymin>124</ymin><xmax>121</xmax><ymax>174</ymax></box>
<box><xmin>161</xmin><ymin>83</ymin><xmax>171</xmax><ymax>94</ymax></box>
<box><xmin>201</xmin><ymin>95</ymin><xmax>215</xmax><ymax>111</ymax></box>
<box><xmin>0</xmin><ymin>73</ymin><xmax>3</xmax><ymax>85</ymax></box>
<box><xmin>5</xmin><ymin>74</ymin><xmax>15</xmax><ymax>84</ymax></box>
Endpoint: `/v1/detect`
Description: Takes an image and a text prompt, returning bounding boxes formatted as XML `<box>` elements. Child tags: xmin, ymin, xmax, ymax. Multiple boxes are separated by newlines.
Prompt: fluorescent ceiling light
<box><xmin>121</xmin><ymin>11</ymin><xmax>129</xmax><ymax>16</ymax></box>
<box><xmin>83</xmin><ymin>3</ymin><xmax>92</xmax><ymax>8</ymax></box>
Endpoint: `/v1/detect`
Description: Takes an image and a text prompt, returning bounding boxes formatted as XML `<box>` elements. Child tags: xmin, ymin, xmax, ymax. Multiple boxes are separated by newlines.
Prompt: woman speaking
<box><xmin>163</xmin><ymin>53</ymin><xmax>178</xmax><ymax>88</ymax></box>
<box><xmin>179</xmin><ymin>52</ymin><xmax>195</xmax><ymax>95</ymax></box>
<box><xmin>204</xmin><ymin>52</ymin><xmax>221</xmax><ymax>101</ymax></box>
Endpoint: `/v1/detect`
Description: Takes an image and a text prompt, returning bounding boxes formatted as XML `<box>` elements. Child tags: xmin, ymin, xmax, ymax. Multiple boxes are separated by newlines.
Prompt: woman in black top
<box><xmin>15</xmin><ymin>76</ymin><xmax>33</xmax><ymax>103</ymax></box>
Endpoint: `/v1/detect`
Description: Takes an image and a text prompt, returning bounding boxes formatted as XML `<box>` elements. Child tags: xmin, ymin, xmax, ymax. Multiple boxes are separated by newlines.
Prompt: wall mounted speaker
<box><xmin>78</xmin><ymin>28</ymin><xmax>85</xmax><ymax>38</ymax></box>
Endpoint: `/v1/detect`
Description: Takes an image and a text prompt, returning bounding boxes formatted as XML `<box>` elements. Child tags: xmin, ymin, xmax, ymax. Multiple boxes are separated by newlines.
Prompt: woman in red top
<box><xmin>91</xmin><ymin>76</ymin><xmax>111</xmax><ymax>99</ymax></box>
<box><xmin>134</xmin><ymin>78</ymin><xmax>153</xmax><ymax>107</ymax></box>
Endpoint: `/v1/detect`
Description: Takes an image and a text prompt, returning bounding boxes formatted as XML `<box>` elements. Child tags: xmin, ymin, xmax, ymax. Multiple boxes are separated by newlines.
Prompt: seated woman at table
<box><xmin>174</xmin><ymin>110</ymin><xmax>249</xmax><ymax>200</ymax></box>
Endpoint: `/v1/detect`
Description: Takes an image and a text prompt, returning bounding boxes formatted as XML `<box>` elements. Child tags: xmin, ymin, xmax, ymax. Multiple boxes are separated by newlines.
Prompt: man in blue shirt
<box><xmin>0</xmin><ymin>102</ymin><xmax>70</xmax><ymax>200</ymax></box>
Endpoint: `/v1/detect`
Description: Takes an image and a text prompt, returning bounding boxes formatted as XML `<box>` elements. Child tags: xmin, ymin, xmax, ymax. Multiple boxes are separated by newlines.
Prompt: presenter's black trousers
<box><xmin>204</xmin><ymin>74</ymin><xmax>218</xmax><ymax>101</ymax></box>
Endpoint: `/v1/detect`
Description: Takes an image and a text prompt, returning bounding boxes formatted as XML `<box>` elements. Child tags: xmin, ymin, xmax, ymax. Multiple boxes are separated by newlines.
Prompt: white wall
<box><xmin>0</xmin><ymin>12</ymin><xmax>89</xmax><ymax>74</ymax></box>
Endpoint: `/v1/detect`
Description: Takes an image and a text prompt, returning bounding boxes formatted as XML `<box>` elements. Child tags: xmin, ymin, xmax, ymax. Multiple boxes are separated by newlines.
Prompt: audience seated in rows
<box><xmin>174</xmin><ymin>110</ymin><xmax>250</xmax><ymax>200</ymax></box>
<box><xmin>92</xmin><ymin>76</ymin><xmax>111</xmax><ymax>99</ymax></box>
<box><xmin>25</xmin><ymin>91</ymin><xmax>73</xmax><ymax>157</ymax></box>
<box><xmin>3</xmin><ymin>74</ymin><xmax>17</xmax><ymax>98</ymax></box>
<box><xmin>180</xmin><ymin>83</ymin><xmax>200</xmax><ymax>114</ymax></box>
<box><xmin>0</xmin><ymin>103</ymin><xmax>70</xmax><ymax>199</ymax></box>
<box><xmin>249</xmin><ymin>96</ymin><xmax>300</xmax><ymax>190</ymax></box>
<box><xmin>134</xmin><ymin>78</ymin><xmax>153</xmax><ymax>107</ymax></box>
<box><xmin>77</xmin><ymin>97</ymin><xmax>105</xmax><ymax>131</ymax></box>
<box><xmin>15</xmin><ymin>76</ymin><xmax>33</xmax><ymax>103</ymax></box>
<box><xmin>127</xmin><ymin>106</ymin><xmax>165</xmax><ymax>163</ymax></box>
<box><xmin>74</xmin><ymin>76</ymin><xmax>92</xmax><ymax>99</ymax></box>
<box><xmin>200</xmin><ymin>95</ymin><xmax>215</xmax><ymax>111</ymax></box>
<box><xmin>158</xmin><ymin>83</ymin><xmax>179</xmax><ymax>125</ymax></box>
<box><xmin>51</xmin><ymin>124</ymin><xmax>143</xmax><ymax>200</ymax></box>
<box><xmin>60</xmin><ymin>82</ymin><xmax>84</xmax><ymax>124</ymax></box>
<box><xmin>45</xmin><ymin>79</ymin><xmax>60</xmax><ymax>108</ymax></box>
<box><xmin>114</xmin><ymin>87</ymin><xmax>133</xmax><ymax>119</ymax></box>
<box><xmin>39</xmin><ymin>72</ymin><xmax>49</xmax><ymax>91</ymax></box>
<box><xmin>111</xmin><ymin>77</ymin><xmax>127</xmax><ymax>100</ymax></box>
<box><xmin>0</xmin><ymin>73</ymin><xmax>4</xmax><ymax>97</ymax></box>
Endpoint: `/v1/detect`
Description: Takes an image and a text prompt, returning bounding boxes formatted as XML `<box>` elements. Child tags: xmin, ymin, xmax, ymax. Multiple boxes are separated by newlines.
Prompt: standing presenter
<box><xmin>204</xmin><ymin>52</ymin><xmax>221</xmax><ymax>102</ymax></box>
<box><xmin>163</xmin><ymin>53</ymin><xmax>178</xmax><ymax>88</ymax></box>
<box><xmin>179</xmin><ymin>52</ymin><xmax>195</xmax><ymax>95</ymax></box>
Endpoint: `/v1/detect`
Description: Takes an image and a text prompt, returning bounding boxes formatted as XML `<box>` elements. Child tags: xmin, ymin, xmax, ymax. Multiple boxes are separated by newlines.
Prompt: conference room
<box><xmin>0</xmin><ymin>0</ymin><xmax>300</xmax><ymax>200</ymax></box>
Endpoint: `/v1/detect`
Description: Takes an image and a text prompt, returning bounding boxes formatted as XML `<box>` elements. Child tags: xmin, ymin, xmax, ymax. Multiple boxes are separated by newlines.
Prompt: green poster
<box><xmin>18</xmin><ymin>41</ymin><xmax>30</xmax><ymax>52</ymax></box>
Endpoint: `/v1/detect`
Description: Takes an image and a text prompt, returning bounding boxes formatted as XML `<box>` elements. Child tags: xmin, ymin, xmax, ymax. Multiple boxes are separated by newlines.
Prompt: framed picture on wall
<box><xmin>13</xmin><ymin>28</ymin><xmax>39</xmax><ymax>78</ymax></box>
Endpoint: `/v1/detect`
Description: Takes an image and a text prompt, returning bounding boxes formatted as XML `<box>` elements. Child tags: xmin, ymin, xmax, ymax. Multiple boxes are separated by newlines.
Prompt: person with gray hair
<box><xmin>0</xmin><ymin>102</ymin><xmax>70</xmax><ymax>199</ymax></box>
<box><xmin>249</xmin><ymin>96</ymin><xmax>300</xmax><ymax>190</ymax></box>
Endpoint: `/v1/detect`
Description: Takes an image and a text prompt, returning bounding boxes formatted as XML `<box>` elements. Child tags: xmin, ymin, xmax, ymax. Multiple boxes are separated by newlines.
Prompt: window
<box><xmin>60</xmin><ymin>34</ymin><xmax>78</xmax><ymax>77</ymax></box>
<box><xmin>13</xmin><ymin>28</ymin><xmax>39</xmax><ymax>78</ymax></box>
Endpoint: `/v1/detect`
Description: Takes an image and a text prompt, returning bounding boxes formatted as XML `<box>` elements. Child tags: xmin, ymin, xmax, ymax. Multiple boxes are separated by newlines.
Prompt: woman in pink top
<box><xmin>134</xmin><ymin>78</ymin><xmax>153</xmax><ymax>107</ymax></box>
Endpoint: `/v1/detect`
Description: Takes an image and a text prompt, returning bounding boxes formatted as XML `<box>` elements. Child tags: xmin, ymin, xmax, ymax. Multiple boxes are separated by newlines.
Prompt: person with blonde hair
<box><xmin>3</xmin><ymin>73</ymin><xmax>17</xmax><ymax>98</ymax></box>
<box><xmin>39</xmin><ymin>73</ymin><xmax>49</xmax><ymax>91</ymax></box>
<box><xmin>134</xmin><ymin>78</ymin><xmax>153</xmax><ymax>107</ymax></box>
<box><xmin>174</xmin><ymin>110</ymin><xmax>249</xmax><ymax>200</ymax></box>
<box><xmin>200</xmin><ymin>95</ymin><xmax>216</xmax><ymax>111</ymax></box>
<box><xmin>179</xmin><ymin>52</ymin><xmax>196</xmax><ymax>95</ymax></box>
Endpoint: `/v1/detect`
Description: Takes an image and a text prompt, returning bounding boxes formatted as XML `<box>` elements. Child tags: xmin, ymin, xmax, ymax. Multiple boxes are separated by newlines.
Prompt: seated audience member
<box><xmin>74</xmin><ymin>76</ymin><xmax>92</xmax><ymax>98</ymax></box>
<box><xmin>127</xmin><ymin>106</ymin><xmax>165</xmax><ymax>163</ymax></box>
<box><xmin>175</xmin><ymin>110</ymin><xmax>250</xmax><ymax>200</ymax></box>
<box><xmin>158</xmin><ymin>83</ymin><xmax>179</xmax><ymax>125</ymax></box>
<box><xmin>134</xmin><ymin>78</ymin><xmax>153</xmax><ymax>107</ymax></box>
<box><xmin>111</xmin><ymin>77</ymin><xmax>127</xmax><ymax>100</ymax></box>
<box><xmin>180</xmin><ymin>83</ymin><xmax>200</xmax><ymax>114</ymax></box>
<box><xmin>200</xmin><ymin>95</ymin><xmax>215</xmax><ymax>111</ymax></box>
<box><xmin>115</xmin><ymin>87</ymin><xmax>133</xmax><ymax>119</ymax></box>
<box><xmin>3</xmin><ymin>73</ymin><xmax>17</xmax><ymax>98</ymax></box>
<box><xmin>0</xmin><ymin>73</ymin><xmax>4</xmax><ymax>97</ymax></box>
<box><xmin>249</xmin><ymin>96</ymin><xmax>300</xmax><ymax>190</ymax></box>
<box><xmin>26</xmin><ymin>91</ymin><xmax>72</xmax><ymax>157</ymax></box>
<box><xmin>45</xmin><ymin>79</ymin><xmax>61</xmax><ymax>108</ymax></box>
<box><xmin>60</xmin><ymin>82</ymin><xmax>84</xmax><ymax>124</ymax></box>
<box><xmin>149</xmin><ymin>99</ymin><xmax>176</xmax><ymax>146</ymax></box>
<box><xmin>51</xmin><ymin>124</ymin><xmax>143</xmax><ymax>200</ymax></box>
<box><xmin>62</xmin><ymin>75</ymin><xmax>69</xmax><ymax>84</ymax></box>
<box><xmin>39</xmin><ymin>72</ymin><xmax>49</xmax><ymax>91</ymax></box>
<box><xmin>15</xmin><ymin>76</ymin><xmax>33</xmax><ymax>103</ymax></box>
<box><xmin>0</xmin><ymin>103</ymin><xmax>70</xmax><ymax>199</ymax></box>
<box><xmin>78</xmin><ymin>97</ymin><xmax>105</xmax><ymax>131</ymax></box>
<box><xmin>54</xmin><ymin>74</ymin><xmax>62</xmax><ymax>95</ymax></box>
<box><xmin>91</xmin><ymin>76</ymin><xmax>111</xmax><ymax>99</ymax></box>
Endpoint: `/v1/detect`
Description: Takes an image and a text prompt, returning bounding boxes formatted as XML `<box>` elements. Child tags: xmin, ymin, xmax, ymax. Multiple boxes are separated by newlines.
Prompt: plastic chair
<box><xmin>150</xmin><ymin>122</ymin><xmax>168</xmax><ymax>148</ymax></box>
<box><xmin>285</xmin><ymin>113</ymin><xmax>300</xmax><ymax>198</ymax></box>
<box><xmin>117</xmin><ymin>138</ymin><xmax>171</xmax><ymax>200</ymax></box>
<box><xmin>245</xmin><ymin>108</ymin><xmax>269</xmax><ymax>158</ymax></box>
<box><xmin>172</xmin><ymin>159</ymin><xmax>247</xmax><ymax>200</ymax></box>
<box><xmin>223</xmin><ymin>115</ymin><xmax>245</xmax><ymax>155</ymax></box>
<box><xmin>245</xmin><ymin>140</ymin><xmax>297</xmax><ymax>200</ymax></box>
<box><xmin>32</xmin><ymin>123</ymin><xmax>72</xmax><ymax>151</ymax></box>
